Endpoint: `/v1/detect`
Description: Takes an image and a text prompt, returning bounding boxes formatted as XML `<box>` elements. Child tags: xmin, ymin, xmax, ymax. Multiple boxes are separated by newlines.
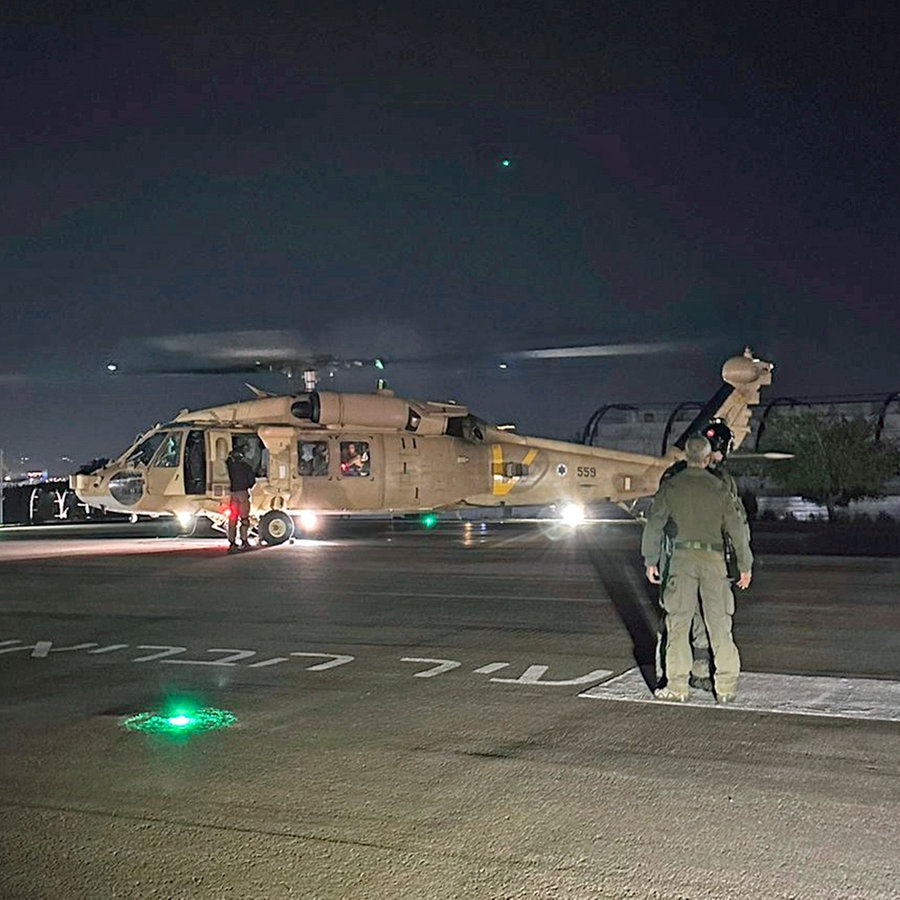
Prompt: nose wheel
<box><xmin>257</xmin><ymin>510</ymin><xmax>295</xmax><ymax>545</ymax></box>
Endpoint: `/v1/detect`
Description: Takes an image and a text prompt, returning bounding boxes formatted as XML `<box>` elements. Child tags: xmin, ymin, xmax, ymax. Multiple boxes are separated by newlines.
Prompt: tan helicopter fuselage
<box><xmin>71</xmin><ymin>392</ymin><xmax>670</xmax><ymax>520</ymax></box>
<box><xmin>70</xmin><ymin>350</ymin><xmax>773</xmax><ymax>523</ymax></box>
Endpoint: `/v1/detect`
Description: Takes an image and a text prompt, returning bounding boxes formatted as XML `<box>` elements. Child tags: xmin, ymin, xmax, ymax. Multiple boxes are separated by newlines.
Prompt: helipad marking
<box><xmin>579</xmin><ymin>667</ymin><xmax>900</xmax><ymax>722</ymax></box>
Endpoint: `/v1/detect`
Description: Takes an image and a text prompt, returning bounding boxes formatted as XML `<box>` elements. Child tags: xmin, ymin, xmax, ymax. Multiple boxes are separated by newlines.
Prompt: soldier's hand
<box><xmin>646</xmin><ymin>565</ymin><xmax>662</xmax><ymax>585</ymax></box>
<box><xmin>736</xmin><ymin>571</ymin><xmax>752</xmax><ymax>590</ymax></box>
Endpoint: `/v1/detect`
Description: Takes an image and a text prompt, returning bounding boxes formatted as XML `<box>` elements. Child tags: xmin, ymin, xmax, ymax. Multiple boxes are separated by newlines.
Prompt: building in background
<box><xmin>584</xmin><ymin>393</ymin><xmax>900</xmax><ymax>520</ymax></box>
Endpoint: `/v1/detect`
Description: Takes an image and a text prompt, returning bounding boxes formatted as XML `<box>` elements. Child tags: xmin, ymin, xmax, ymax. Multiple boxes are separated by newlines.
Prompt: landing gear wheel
<box><xmin>258</xmin><ymin>510</ymin><xmax>294</xmax><ymax>545</ymax></box>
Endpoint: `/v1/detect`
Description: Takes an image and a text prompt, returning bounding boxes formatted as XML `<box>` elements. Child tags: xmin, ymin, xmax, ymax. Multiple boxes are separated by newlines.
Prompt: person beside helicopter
<box><xmin>655</xmin><ymin>419</ymin><xmax>750</xmax><ymax>692</ymax></box>
<box><xmin>225</xmin><ymin>448</ymin><xmax>256</xmax><ymax>552</ymax></box>
<box><xmin>643</xmin><ymin>432</ymin><xmax>752</xmax><ymax>703</ymax></box>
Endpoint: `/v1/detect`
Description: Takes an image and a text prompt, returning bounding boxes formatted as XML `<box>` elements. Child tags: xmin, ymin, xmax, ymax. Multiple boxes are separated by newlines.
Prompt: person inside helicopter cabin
<box><xmin>340</xmin><ymin>441</ymin><xmax>369</xmax><ymax>477</ymax></box>
<box><xmin>225</xmin><ymin>447</ymin><xmax>256</xmax><ymax>552</ymax></box>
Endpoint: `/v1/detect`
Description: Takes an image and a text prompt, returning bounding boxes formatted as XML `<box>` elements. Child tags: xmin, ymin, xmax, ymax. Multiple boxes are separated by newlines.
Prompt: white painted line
<box><xmin>289</xmin><ymin>652</ymin><xmax>355</xmax><ymax>671</ymax></box>
<box><xmin>579</xmin><ymin>668</ymin><xmax>900</xmax><ymax>722</ymax></box>
<box><xmin>401</xmin><ymin>658</ymin><xmax>462</xmax><ymax>677</ymax></box>
<box><xmin>492</xmin><ymin>665</ymin><xmax>613</xmax><ymax>686</ymax></box>
<box><xmin>474</xmin><ymin>662</ymin><xmax>509</xmax><ymax>674</ymax></box>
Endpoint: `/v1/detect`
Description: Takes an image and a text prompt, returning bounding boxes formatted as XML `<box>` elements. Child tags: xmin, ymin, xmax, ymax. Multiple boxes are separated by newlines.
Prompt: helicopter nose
<box><xmin>70</xmin><ymin>469</ymin><xmax>145</xmax><ymax>511</ymax></box>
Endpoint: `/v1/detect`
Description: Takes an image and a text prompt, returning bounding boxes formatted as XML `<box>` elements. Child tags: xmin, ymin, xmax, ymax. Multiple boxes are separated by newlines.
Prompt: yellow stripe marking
<box><xmin>492</xmin><ymin>446</ymin><xmax>538</xmax><ymax>496</ymax></box>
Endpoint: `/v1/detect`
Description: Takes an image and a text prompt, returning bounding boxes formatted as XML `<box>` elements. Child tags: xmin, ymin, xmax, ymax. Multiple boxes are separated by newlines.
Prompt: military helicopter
<box><xmin>70</xmin><ymin>336</ymin><xmax>774</xmax><ymax>545</ymax></box>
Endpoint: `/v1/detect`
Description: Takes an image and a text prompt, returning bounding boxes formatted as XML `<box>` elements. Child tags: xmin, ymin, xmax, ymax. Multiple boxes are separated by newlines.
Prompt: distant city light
<box><xmin>106</xmin><ymin>363</ymin><xmax>118</xmax><ymax>373</ymax></box>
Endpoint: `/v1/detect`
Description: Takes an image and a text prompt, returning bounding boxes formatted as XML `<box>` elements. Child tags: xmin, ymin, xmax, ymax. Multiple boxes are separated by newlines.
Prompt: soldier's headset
<box><xmin>704</xmin><ymin>419</ymin><xmax>734</xmax><ymax>455</ymax></box>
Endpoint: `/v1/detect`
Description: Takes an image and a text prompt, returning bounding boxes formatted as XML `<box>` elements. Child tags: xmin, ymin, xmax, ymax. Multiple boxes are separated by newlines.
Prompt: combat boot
<box><xmin>654</xmin><ymin>686</ymin><xmax>690</xmax><ymax>703</ymax></box>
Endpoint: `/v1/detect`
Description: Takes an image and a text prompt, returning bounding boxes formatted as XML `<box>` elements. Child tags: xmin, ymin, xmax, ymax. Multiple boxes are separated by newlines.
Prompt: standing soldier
<box><xmin>657</xmin><ymin>419</ymin><xmax>751</xmax><ymax>692</ymax></box>
<box><xmin>642</xmin><ymin>434</ymin><xmax>752</xmax><ymax>703</ymax></box>
<box><xmin>225</xmin><ymin>448</ymin><xmax>256</xmax><ymax>553</ymax></box>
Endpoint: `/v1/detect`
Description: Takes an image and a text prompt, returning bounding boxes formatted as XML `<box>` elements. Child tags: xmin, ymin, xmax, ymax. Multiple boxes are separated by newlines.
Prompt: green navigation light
<box><xmin>374</xmin><ymin>358</ymin><xmax>385</xmax><ymax>370</ymax></box>
<box><xmin>420</xmin><ymin>513</ymin><xmax>437</xmax><ymax>529</ymax></box>
<box><xmin>121</xmin><ymin>705</ymin><xmax>236</xmax><ymax>736</ymax></box>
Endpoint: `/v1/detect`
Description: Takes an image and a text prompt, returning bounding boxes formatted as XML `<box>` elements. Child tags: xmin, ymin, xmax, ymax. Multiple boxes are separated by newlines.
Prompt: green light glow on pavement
<box><xmin>121</xmin><ymin>705</ymin><xmax>236</xmax><ymax>735</ymax></box>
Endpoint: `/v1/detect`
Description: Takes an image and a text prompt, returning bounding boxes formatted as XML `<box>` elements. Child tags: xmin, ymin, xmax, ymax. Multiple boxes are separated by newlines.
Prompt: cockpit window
<box><xmin>152</xmin><ymin>432</ymin><xmax>183</xmax><ymax>468</ymax></box>
<box><xmin>298</xmin><ymin>441</ymin><xmax>329</xmax><ymax>476</ymax></box>
<box><xmin>126</xmin><ymin>432</ymin><xmax>166</xmax><ymax>466</ymax></box>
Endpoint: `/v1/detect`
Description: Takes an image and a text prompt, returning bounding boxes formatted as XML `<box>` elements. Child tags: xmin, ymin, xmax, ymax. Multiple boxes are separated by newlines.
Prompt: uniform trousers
<box><xmin>656</xmin><ymin>608</ymin><xmax>711</xmax><ymax>683</ymax></box>
<box><xmin>227</xmin><ymin>490</ymin><xmax>251</xmax><ymax>545</ymax></box>
<box><xmin>661</xmin><ymin>549</ymin><xmax>740</xmax><ymax>694</ymax></box>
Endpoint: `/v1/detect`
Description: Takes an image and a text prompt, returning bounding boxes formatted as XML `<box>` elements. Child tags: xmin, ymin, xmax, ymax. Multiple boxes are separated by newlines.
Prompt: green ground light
<box><xmin>419</xmin><ymin>512</ymin><xmax>437</xmax><ymax>529</ymax></box>
<box><xmin>121</xmin><ymin>705</ymin><xmax>236</xmax><ymax>736</ymax></box>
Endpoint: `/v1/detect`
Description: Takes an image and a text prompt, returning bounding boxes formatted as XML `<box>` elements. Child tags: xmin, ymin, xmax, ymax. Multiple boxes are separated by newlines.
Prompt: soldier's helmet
<box><xmin>703</xmin><ymin>419</ymin><xmax>733</xmax><ymax>455</ymax></box>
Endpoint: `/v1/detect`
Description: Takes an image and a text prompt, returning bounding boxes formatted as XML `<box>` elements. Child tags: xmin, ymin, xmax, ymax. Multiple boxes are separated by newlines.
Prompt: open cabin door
<box><xmin>257</xmin><ymin>427</ymin><xmax>294</xmax><ymax>493</ymax></box>
<box><xmin>207</xmin><ymin>430</ymin><xmax>233</xmax><ymax>500</ymax></box>
<box><xmin>184</xmin><ymin>430</ymin><xmax>206</xmax><ymax>495</ymax></box>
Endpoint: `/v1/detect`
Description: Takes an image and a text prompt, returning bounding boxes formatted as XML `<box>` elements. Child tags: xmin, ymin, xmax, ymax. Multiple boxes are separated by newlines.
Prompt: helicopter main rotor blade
<box><xmin>499</xmin><ymin>340</ymin><xmax>703</xmax><ymax>361</ymax></box>
<box><xmin>106</xmin><ymin>330</ymin><xmax>383</xmax><ymax>377</ymax></box>
<box><xmin>381</xmin><ymin>338</ymin><xmax>706</xmax><ymax>371</ymax></box>
<box><xmin>729</xmin><ymin>451</ymin><xmax>795</xmax><ymax>460</ymax></box>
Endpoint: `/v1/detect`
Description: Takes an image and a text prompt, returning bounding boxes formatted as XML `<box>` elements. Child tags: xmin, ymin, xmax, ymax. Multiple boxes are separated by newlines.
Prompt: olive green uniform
<box><xmin>683</xmin><ymin>462</ymin><xmax>749</xmax><ymax>679</ymax></box>
<box><xmin>642</xmin><ymin>467</ymin><xmax>752</xmax><ymax>696</ymax></box>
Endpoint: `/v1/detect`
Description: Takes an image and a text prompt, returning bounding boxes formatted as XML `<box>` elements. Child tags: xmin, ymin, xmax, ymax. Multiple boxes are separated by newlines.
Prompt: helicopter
<box><xmin>70</xmin><ymin>340</ymin><xmax>774</xmax><ymax>545</ymax></box>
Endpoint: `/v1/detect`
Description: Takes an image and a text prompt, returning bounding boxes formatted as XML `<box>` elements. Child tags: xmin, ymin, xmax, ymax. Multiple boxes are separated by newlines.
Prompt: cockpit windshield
<box><xmin>124</xmin><ymin>431</ymin><xmax>167</xmax><ymax>467</ymax></box>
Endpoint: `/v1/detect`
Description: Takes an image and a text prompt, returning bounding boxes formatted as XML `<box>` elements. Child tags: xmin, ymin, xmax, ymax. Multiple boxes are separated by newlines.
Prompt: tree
<box><xmin>759</xmin><ymin>412</ymin><xmax>900</xmax><ymax>520</ymax></box>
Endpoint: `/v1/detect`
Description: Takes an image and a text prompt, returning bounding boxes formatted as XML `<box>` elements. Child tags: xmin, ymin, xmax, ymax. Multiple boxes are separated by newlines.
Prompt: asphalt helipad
<box><xmin>1</xmin><ymin>523</ymin><xmax>898</xmax><ymax>899</ymax></box>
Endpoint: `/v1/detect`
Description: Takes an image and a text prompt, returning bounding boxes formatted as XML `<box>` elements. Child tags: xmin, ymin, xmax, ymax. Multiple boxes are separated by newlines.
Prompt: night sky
<box><xmin>1</xmin><ymin>2</ymin><xmax>898</xmax><ymax>474</ymax></box>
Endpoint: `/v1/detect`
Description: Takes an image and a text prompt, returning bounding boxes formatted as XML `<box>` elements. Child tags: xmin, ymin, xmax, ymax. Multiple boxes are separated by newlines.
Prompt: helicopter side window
<box><xmin>126</xmin><ymin>432</ymin><xmax>166</xmax><ymax>467</ymax></box>
<box><xmin>233</xmin><ymin>434</ymin><xmax>268</xmax><ymax>478</ymax></box>
<box><xmin>298</xmin><ymin>441</ymin><xmax>329</xmax><ymax>476</ymax></box>
<box><xmin>340</xmin><ymin>441</ymin><xmax>370</xmax><ymax>477</ymax></box>
<box><xmin>152</xmin><ymin>432</ymin><xmax>183</xmax><ymax>468</ymax></box>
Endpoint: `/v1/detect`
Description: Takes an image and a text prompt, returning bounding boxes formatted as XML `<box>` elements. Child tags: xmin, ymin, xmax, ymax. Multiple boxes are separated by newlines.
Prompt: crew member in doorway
<box><xmin>226</xmin><ymin>448</ymin><xmax>256</xmax><ymax>552</ymax></box>
<box><xmin>642</xmin><ymin>434</ymin><xmax>752</xmax><ymax>704</ymax></box>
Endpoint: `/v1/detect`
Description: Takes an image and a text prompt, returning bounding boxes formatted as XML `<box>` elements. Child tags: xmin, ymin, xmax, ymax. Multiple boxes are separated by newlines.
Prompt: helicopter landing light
<box><xmin>560</xmin><ymin>503</ymin><xmax>586</xmax><ymax>527</ymax></box>
<box><xmin>296</xmin><ymin>509</ymin><xmax>320</xmax><ymax>533</ymax></box>
<box><xmin>176</xmin><ymin>512</ymin><xmax>194</xmax><ymax>529</ymax></box>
